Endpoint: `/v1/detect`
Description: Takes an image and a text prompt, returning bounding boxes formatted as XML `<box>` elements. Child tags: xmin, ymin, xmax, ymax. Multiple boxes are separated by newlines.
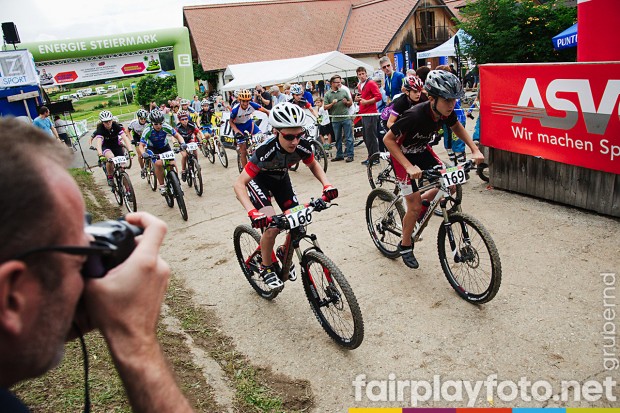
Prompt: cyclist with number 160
<box><xmin>233</xmin><ymin>102</ymin><xmax>338</xmax><ymax>292</ymax></box>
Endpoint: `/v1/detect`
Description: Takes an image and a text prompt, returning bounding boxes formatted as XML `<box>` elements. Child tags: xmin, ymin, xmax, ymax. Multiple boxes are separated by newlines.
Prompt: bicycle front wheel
<box><xmin>120</xmin><ymin>172</ymin><xmax>137</xmax><ymax>213</ymax></box>
<box><xmin>367</xmin><ymin>152</ymin><xmax>398</xmax><ymax>193</ymax></box>
<box><xmin>206</xmin><ymin>139</ymin><xmax>216</xmax><ymax>164</ymax></box>
<box><xmin>437</xmin><ymin>212</ymin><xmax>502</xmax><ymax>304</ymax></box>
<box><xmin>365</xmin><ymin>188</ymin><xmax>405</xmax><ymax>259</ymax></box>
<box><xmin>302</xmin><ymin>251</ymin><xmax>364</xmax><ymax>349</ymax></box>
<box><xmin>112</xmin><ymin>173</ymin><xmax>123</xmax><ymax>206</ymax></box>
<box><xmin>233</xmin><ymin>225</ymin><xmax>280</xmax><ymax>300</ymax></box>
<box><xmin>146</xmin><ymin>159</ymin><xmax>157</xmax><ymax>192</ymax></box>
<box><xmin>193</xmin><ymin>162</ymin><xmax>203</xmax><ymax>196</ymax></box>
<box><xmin>216</xmin><ymin>139</ymin><xmax>228</xmax><ymax>168</ymax></box>
<box><xmin>169</xmin><ymin>171</ymin><xmax>188</xmax><ymax>221</ymax></box>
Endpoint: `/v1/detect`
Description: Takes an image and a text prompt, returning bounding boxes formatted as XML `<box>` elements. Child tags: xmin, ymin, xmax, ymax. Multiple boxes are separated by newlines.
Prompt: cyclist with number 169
<box><xmin>233</xmin><ymin>102</ymin><xmax>338</xmax><ymax>292</ymax></box>
<box><xmin>383</xmin><ymin>70</ymin><xmax>484</xmax><ymax>270</ymax></box>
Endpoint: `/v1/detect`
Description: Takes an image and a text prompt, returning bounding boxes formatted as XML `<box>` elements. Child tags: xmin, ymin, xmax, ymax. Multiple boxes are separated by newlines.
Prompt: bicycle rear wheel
<box><xmin>311</xmin><ymin>141</ymin><xmax>328</xmax><ymax>173</ymax></box>
<box><xmin>302</xmin><ymin>251</ymin><xmax>364</xmax><ymax>349</ymax></box>
<box><xmin>233</xmin><ymin>225</ymin><xmax>280</xmax><ymax>300</ymax></box>
<box><xmin>169</xmin><ymin>171</ymin><xmax>188</xmax><ymax>221</ymax></box>
<box><xmin>365</xmin><ymin>188</ymin><xmax>405</xmax><ymax>259</ymax></box>
<box><xmin>437</xmin><ymin>212</ymin><xmax>501</xmax><ymax>304</ymax></box>
<box><xmin>216</xmin><ymin>139</ymin><xmax>229</xmax><ymax>168</ymax></box>
<box><xmin>120</xmin><ymin>172</ymin><xmax>137</xmax><ymax>213</ymax></box>
<box><xmin>367</xmin><ymin>152</ymin><xmax>398</xmax><ymax>193</ymax></box>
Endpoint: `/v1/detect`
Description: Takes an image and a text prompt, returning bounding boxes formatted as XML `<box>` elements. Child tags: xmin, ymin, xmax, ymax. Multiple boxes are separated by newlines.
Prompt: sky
<box><xmin>3</xmin><ymin>0</ymin><xmax>270</xmax><ymax>43</ymax></box>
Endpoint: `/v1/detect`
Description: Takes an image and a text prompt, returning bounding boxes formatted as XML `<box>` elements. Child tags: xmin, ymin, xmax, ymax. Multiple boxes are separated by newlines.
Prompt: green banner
<box><xmin>16</xmin><ymin>28</ymin><xmax>194</xmax><ymax>98</ymax></box>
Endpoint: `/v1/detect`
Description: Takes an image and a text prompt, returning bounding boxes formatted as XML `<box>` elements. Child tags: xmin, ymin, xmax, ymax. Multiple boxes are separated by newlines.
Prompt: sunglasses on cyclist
<box><xmin>152</xmin><ymin>122</ymin><xmax>162</xmax><ymax>126</ymax></box>
<box><xmin>280</xmin><ymin>131</ymin><xmax>306</xmax><ymax>141</ymax></box>
<box><xmin>179</xmin><ymin>117</ymin><xmax>189</xmax><ymax>121</ymax></box>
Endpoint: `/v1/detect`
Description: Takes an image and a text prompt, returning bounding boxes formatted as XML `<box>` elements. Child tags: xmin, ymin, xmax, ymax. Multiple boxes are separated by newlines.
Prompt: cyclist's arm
<box><xmin>94</xmin><ymin>135</ymin><xmax>104</xmax><ymax>156</ymax></box>
<box><xmin>173</xmin><ymin>132</ymin><xmax>185</xmax><ymax>145</ymax></box>
<box><xmin>450</xmin><ymin>122</ymin><xmax>484</xmax><ymax>162</ymax></box>
<box><xmin>306</xmin><ymin>158</ymin><xmax>330</xmax><ymax>188</ymax></box>
<box><xmin>233</xmin><ymin>170</ymin><xmax>255</xmax><ymax>212</ymax></box>
<box><xmin>386</xmin><ymin>114</ymin><xmax>398</xmax><ymax>129</ymax></box>
<box><xmin>257</xmin><ymin>107</ymin><xmax>270</xmax><ymax>116</ymax></box>
<box><xmin>119</xmin><ymin>130</ymin><xmax>133</xmax><ymax>151</ymax></box>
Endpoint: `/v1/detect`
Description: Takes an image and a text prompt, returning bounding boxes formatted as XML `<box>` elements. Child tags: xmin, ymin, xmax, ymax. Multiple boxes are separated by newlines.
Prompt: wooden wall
<box><xmin>488</xmin><ymin>148</ymin><xmax>620</xmax><ymax>217</ymax></box>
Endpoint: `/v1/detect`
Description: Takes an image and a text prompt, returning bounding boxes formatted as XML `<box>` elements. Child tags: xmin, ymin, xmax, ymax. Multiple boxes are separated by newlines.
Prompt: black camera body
<box><xmin>83</xmin><ymin>219</ymin><xmax>143</xmax><ymax>278</ymax></box>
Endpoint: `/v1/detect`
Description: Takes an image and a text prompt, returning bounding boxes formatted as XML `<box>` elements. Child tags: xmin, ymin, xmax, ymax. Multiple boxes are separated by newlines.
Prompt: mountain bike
<box><xmin>201</xmin><ymin>132</ymin><xmax>229</xmax><ymax>168</ymax></box>
<box><xmin>100</xmin><ymin>154</ymin><xmax>137</xmax><ymax>213</ymax></box>
<box><xmin>146</xmin><ymin>148</ymin><xmax>188</xmax><ymax>221</ymax></box>
<box><xmin>121</xmin><ymin>144</ymin><xmax>133</xmax><ymax>169</ymax></box>
<box><xmin>367</xmin><ymin>150</ymin><xmax>463</xmax><ymax>215</ymax></box>
<box><xmin>365</xmin><ymin>160</ymin><xmax>501</xmax><ymax>304</ymax></box>
<box><xmin>233</xmin><ymin>196</ymin><xmax>364</xmax><ymax>349</ymax></box>
<box><xmin>185</xmin><ymin>142</ymin><xmax>203</xmax><ymax>196</ymax></box>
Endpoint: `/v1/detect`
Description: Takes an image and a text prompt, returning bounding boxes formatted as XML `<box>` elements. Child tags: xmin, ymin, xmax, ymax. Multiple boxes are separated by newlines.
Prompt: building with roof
<box><xmin>183</xmin><ymin>0</ymin><xmax>460</xmax><ymax>91</ymax></box>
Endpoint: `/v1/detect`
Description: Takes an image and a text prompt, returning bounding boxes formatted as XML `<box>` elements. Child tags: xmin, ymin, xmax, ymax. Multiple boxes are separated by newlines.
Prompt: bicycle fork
<box><xmin>442</xmin><ymin>218</ymin><xmax>473</xmax><ymax>263</ymax></box>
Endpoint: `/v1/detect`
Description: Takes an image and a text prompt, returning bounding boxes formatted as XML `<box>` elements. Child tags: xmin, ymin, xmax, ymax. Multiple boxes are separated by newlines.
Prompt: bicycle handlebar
<box><xmin>267</xmin><ymin>196</ymin><xmax>333</xmax><ymax>230</ymax></box>
<box><xmin>422</xmin><ymin>160</ymin><xmax>474</xmax><ymax>181</ymax></box>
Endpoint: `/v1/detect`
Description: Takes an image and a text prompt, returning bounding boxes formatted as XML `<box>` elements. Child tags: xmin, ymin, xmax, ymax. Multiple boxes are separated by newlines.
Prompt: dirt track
<box><xmin>85</xmin><ymin>126</ymin><xmax>620</xmax><ymax>410</ymax></box>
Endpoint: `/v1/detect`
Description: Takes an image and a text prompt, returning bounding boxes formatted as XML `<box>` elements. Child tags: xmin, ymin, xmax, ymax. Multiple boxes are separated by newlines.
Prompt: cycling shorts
<box><xmin>236</xmin><ymin>122</ymin><xmax>260</xmax><ymax>144</ymax></box>
<box><xmin>102</xmin><ymin>146</ymin><xmax>124</xmax><ymax>157</ymax></box>
<box><xmin>392</xmin><ymin>147</ymin><xmax>443</xmax><ymax>196</ymax></box>
<box><xmin>246</xmin><ymin>173</ymin><xmax>299</xmax><ymax>212</ymax></box>
<box><xmin>131</xmin><ymin>132</ymin><xmax>142</xmax><ymax>146</ymax></box>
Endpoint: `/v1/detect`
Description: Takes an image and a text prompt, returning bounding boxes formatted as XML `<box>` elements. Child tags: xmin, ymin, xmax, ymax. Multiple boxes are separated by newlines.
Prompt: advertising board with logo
<box><xmin>36</xmin><ymin>53</ymin><xmax>161</xmax><ymax>87</ymax></box>
<box><xmin>0</xmin><ymin>50</ymin><xmax>39</xmax><ymax>87</ymax></box>
<box><xmin>480</xmin><ymin>63</ymin><xmax>620</xmax><ymax>175</ymax></box>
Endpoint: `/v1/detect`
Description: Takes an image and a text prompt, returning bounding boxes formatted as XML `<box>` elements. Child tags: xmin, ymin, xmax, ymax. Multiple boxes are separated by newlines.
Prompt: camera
<box><xmin>82</xmin><ymin>219</ymin><xmax>143</xmax><ymax>278</ymax></box>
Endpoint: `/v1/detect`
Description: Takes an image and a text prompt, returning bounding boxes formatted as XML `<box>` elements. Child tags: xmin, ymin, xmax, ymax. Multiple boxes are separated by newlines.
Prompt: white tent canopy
<box><xmin>416</xmin><ymin>29</ymin><xmax>468</xmax><ymax>60</ymax></box>
<box><xmin>221</xmin><ymin>51</ymin><xmax>373</xmax><ymax>91</ymax></box>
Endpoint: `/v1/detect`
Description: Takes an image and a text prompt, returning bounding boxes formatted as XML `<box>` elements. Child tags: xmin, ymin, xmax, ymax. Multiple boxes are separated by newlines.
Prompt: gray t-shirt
<box><xmin>324</xmin><ymin>88</ymin><xmax>350</xmax><ymax>121</ymax></box>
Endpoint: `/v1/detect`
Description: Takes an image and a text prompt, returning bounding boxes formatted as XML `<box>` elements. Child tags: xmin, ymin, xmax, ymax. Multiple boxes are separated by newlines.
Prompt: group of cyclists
<box><xmin>91</xmin><ymin>68</ymin><xmax>483</xmax><ymax>290</ymax></box>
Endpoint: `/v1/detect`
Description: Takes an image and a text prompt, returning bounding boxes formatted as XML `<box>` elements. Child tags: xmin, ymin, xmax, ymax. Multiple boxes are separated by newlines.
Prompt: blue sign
<box><xmin>552</xmin><ymin>23</ymin><xmax>577</xmax><ymax>50</ymax></box>
<box><xmin>394</xmin><ymin>52</ymin><xmax>404</xmax><ymax>73</ymax></box>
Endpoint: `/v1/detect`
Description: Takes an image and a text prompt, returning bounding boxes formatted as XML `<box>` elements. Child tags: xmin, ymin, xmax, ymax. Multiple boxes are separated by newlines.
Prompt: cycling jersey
<box><xmin>199</xmin><ymin>108</ymin><xmax>213</xmax><ymax>127</ymax></box>
<box><xmin>244</xmin><ymin>135</ymin><xmax>314</xmax><ymax>179</ymax></box>
<box><xmin>390</xmin><ymin>101</ymin><xmax>457</xmax><ymax>154</ymax></box>
<box><xmin>230</xmin><ymin>101</ymin><xmax>261</xmax><ymax>125</ymax></box>
<box><xmin>127</xmin><ymin>119</ymin><xmax>149</xmax><ymax>144</ymax></box>
<box><xmin>141</xmin><ymin>123</ymin><xmax>176</xmax><ymax>149</ymax></box>
<box><xmin>175</xmin><ymin>121</ymin><xmax>200</xmax><ymax>142</ymax></box>
<box><xmin>94</xmin><ymin>122</ymin><xmax>125</xmax><ymax>150</ymax></box>
<box><xmin>389</xmin><ymin>93</ymin><xmax>428</xmax><ymax>120</ymax></box>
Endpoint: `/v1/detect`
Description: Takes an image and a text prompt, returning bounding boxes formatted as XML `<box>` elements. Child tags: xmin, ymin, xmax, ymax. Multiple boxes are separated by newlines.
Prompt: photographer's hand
<box><xmin>80</xmin><ymin>212</ymin><xmax>194</xmax><ymax>413</ymax></box>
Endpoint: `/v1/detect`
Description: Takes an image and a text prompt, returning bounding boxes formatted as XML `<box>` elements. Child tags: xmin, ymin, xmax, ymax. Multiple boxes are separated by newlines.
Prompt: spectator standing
<box><xmin>254</xmin><ymin>84</ymin><xmax>273</xmax><ymax>110</ymax></box>
<box><xmin>33</xmin><ymin>106</ymin><xmax>60</xmax><ymax>141</ymax></box>
<box><xmin>314</xmin><ymin>96</ymin><xmax>333</xmax><ymax>149</ymax></box>
<box><xmin>191</xmin><ymin>95</ymin><xmax>202</xmax><ymax>112</ymax></box>
<box><xmin>354</xmin><ymin>66</ymin><xmax>382</xmax><ymax>165</ymax></box>
<box><xmin>270</xmin><ymin>85</ymin><xmax>287</xmax><ymax>105</ymax></box>
<box><xmin>379</xmin><ymin>56</ymin><xmax>405</xmax><ymax>102</ymax></box>
<box><xmin>304</xmin><ymin>82</ymin><xmax>315</xmax><ymax>106</ymax></box>
<box><xmin>324</xmin><ymin>74</ymin><xmax>354</xmax><ymax>162</ymax></box>
<box><xmin>53</xmin><ymin>115</ymin><xmax>72</xmax><ymax>147</ymax></box>
<box><xmin>374</xmin><ymin>76</ymin><xmax>389</xmax><ymax>152</ymax></box>
<box><xmin>283</xmin><ymin>83</ymin><xmax>292</xmax><ymax>101</ymax></box>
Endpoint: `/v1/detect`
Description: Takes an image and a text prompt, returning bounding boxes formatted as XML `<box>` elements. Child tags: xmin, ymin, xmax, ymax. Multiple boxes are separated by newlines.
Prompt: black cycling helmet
<box><xmin>424</xmin><ymin>70</ymin><xmax>464</xmax><ymax>99</ymax></box>
<box><xmin>149</xmin><ymin>109</ymin><xmax>165</xmax><ymax>124</ymax></box>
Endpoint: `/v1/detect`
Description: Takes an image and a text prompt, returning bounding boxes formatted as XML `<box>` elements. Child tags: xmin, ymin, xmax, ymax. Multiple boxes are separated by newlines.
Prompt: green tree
<box><xmin>135</xmin><ymin>75</ymin><xmax>178</xmax><ymax>107</ymax></box>
<box><xmin>458</xmin><ymin>0</ymin><xmax>577</xmax><ymax>64</ymax></box>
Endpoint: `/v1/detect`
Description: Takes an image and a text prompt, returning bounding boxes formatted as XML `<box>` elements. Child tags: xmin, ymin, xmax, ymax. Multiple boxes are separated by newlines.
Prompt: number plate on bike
<box><xmin>187</xmin><ymin>142</ymin><xmax>198</xmax><ymax>151</ymax></box>
<box><xmin>441</xmin><ymin>166</ymin><xmax>467</xmax><ymax>186</ymax></box>
<box><xmin>160</xmin><ymin>151</ymin><xmax>175</xmax><ymax>160</ymax></box>
<box><xmin>112</xmin><ymin>156</ymin><xmax>127</xmax><ymax>165</ymax></box>
<box><xmin>285</xmin><ymin>205</ymin><xmax>313</xmax><ymax>229</ymax></box>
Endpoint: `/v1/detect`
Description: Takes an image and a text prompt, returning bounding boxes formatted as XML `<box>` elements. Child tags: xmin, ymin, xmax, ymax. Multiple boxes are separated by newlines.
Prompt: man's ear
<box><xmin>0</xmin><ymin>261</ymin><xmax>33</xmax><ymax>337</ymax></box>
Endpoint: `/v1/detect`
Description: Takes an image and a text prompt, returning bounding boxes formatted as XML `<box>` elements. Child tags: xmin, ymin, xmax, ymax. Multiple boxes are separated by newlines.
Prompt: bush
<box><xmin>94</xmin><ymin>103</ymin><xmax>105</xmax><ymax>110</ymax></box>
<box><xmin>135</xmin><ymin>75</ymin><xmax>178</xmax><ymax>107</ymax></box>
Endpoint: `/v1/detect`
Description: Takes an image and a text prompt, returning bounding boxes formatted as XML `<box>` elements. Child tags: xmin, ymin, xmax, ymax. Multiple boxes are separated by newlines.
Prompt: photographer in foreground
<box><xmin>0</xmin><ymin>119</ymin><xmax>194</xmax><ymax>412</ymax></box>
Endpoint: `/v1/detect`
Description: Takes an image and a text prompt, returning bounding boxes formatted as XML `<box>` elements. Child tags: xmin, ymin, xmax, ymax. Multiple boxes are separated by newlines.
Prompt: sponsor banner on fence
<box><xmin>480</xmin><ymin>62</ymin><xmax>620</xmax><ymax>175</ymax></box>
<box><xmin>37</xmin><ymin>53</ymin><xmax>161</xmax><ymax>87</ymax></box>
<box><xmin>0</xmin><ymin>50</ymin><xmax>39</xmax><ymax>87</ymax></box>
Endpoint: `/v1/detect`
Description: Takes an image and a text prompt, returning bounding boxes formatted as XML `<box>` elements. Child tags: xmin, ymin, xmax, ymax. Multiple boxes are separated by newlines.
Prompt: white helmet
<box><xmin>269</xmin><ymin>102</ymin><xmax>307</xmax><ymax>129</ymax></box>
<box><xmin>99</xmin><ymin>110</ymin><xmax>114</xmax><ymax>122</ymax></box>
<box><xmin>201</xmin><ymin>99</ymin><xmax>209</xmax><ymax>105</ymax></box>
<box><xmin>290</xmin><ymin>84</ymin><xmax>303</xmax><ymax>95</ymax></box>
<box><xmin>180</xmin><ymin>99</ymin><xmax>190</xmax><ymax>106</ymax></box>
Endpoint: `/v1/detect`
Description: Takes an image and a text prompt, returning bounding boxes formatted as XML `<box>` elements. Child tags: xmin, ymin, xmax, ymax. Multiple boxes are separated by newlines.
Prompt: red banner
<box><xmin>480</xmin><ymin>62</ymin><xmax>620</xmax><ymax>175</ymax></box>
